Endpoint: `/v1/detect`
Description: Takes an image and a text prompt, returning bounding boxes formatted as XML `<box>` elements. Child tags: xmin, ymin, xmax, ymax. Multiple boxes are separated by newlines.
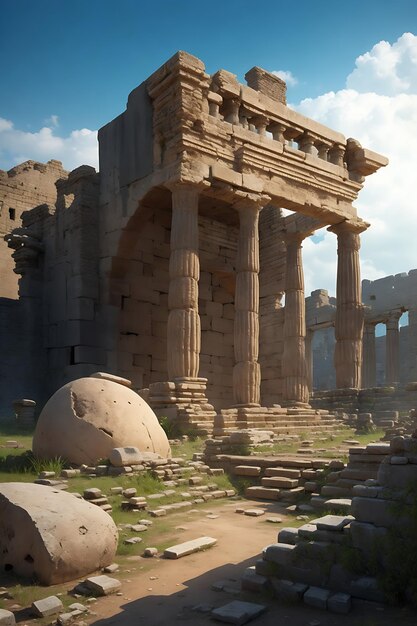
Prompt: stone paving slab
<box><xmin>313</xmin><ymin>515</ymin><xmax>354</xmax><ymax>531</ymax></box>
<box><xmin>211</xmin><ymin>600</ymin><xmax>266</xmax><ymax>625</ymax></box>
<box><xmin>164</xmin><ymin>536</ymin><xmax>217</xmax><ymax>559</ymax></box>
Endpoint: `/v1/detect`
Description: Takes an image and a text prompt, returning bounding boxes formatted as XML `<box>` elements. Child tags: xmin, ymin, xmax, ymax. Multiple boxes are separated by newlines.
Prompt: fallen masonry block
<box><xmin>0</xmin><ymin>610</ymin><xmax>15</xmax><ymax>626</ymax></box>
<box><xmin>328</xmin><ymin>592</ymin><xmax>352</xmax><ymax>614</ymax></box>
<box><xmin>84</xmin><ymin>575</ymin><xmax>121</xmax><ymax>596</ymax></box>
<box><xmin>57</xmin><ymin>611</ymin><xmax>83</xmax><ymax>625</ymax></box>
<box><xmin>149</xmin><ymin>508</ymin><xmax>167</xmax><ymax>517</ymax></box>
<box><xmin>303</xmin><ymin>586</ymin><xmax>331</xmax><ymax>609</ymax></box>
<box><xmin>241</xmin><ymin>566</ymin><xmax>268</xmax><ymax>592</ymax></box>
<box><xmin>83</xmin><ymin>488</ymin><xmax>102</xmax><ymax>500</ymax></box>
<box><xmin>164</xmin><ymin>536</ymin><xmax>217</xmax><ymax>559</ymax></box>
<box><xmin>271</xmin><ymin>579</ymin><xmax>308</xmax><ymax>602</ymax></box>
<box><xmin>130</xmin><ymin>524</ymin><xmax>148</xmax><ymax>532</ymax></box>
<box><xmin>211</xmin><ymin>600</ymin><xmax>266</xmax><ymax>625</ymax></box>
<box><xmin>103</xmin><ymin>563</ymin><xmax>119</xmax><ymax>573</ymax></box>
<box><xmin>144</xmin><ymin>547</ymin><xmax>158</xmax><ymax>557</ymax></box>
<box><xmin>32</xmin><ymin>596</ymin><xmax>63</xmax><ymax>617</ymax></box>
<box><xmin>243</xmin><ymin>508</ymin><xmax>265</xmax><ymax>517</ymax></box>
<box><xmin>124</xmin><ymin>537</ymin><xmax>142</xmax><ymax>545</ymax></box>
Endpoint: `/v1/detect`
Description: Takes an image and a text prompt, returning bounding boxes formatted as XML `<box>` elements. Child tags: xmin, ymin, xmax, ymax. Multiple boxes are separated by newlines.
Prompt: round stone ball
<box><xmin>32</xmin><ymin>374</ymin><xmax>171</xmax><ymax>465</ymax></box>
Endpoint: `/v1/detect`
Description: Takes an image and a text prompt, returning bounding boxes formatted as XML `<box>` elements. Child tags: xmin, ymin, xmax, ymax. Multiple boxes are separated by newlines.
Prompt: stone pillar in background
<box><xmin>281</xmin><ymin>233</ymin><xmax>309</xmax><ymax>405</ymax></box>
<box><xmin>305</xmin><ymin>329</ymin><xmax>314</xmax><ymax>392</ymax></box>
<box><xmin>233</xmin><ymin>199</ymin><xmax>262</xmax><ymax>406</ymax></box>
<box><xmin>329</xmin><ymin>222</ymin><xmax>365</xmax><ymax>389</ymax></box>
<box><xmin>362</xmin><ymin>321</ymin><xmax>376</xmax><ymax>388</ymax></box>
<box><xmin>167</xmin><ymin>184</ymin><xmax>201</xmax><ymax>379</ymax></box>
<box><xmin>385</xmin><ymin>311</ymin><xmax>401</xmax><ymax>385</ymax></box>
<box><xmin>408</xmin><ymin>308</ymin><xmax>417</xmax><ymax>382</ymax></box>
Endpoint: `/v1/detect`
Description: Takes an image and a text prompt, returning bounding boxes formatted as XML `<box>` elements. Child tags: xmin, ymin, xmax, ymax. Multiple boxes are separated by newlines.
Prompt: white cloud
<box><xmin>347</xmin><ymin>32</ymin><xmax>417</xmax><ymax>96</ymax></box>
<box><xmin>0</xmin><ymin>118</ymin><xmax>98</xmax><ymax>171</ymax></box>
<box><xmin>295</xmin><ymin>33</ymin><xmax>417</xmax><ymax>297</ymax></box>
<box><xmin>272</xmin><ymin>69</ymin><xmax>298</xmax><ymax>86</ymax></box>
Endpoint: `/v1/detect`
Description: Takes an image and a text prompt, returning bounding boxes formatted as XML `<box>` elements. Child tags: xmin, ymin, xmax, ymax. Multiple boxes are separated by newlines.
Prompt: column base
<box><xmin>148</xmin><ymin>377</ymin><xmax>216</xmax><ymax>436</ymax></box>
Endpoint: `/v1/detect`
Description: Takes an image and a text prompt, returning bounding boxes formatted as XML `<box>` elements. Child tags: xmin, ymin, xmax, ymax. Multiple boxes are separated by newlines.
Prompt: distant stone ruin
<box><xmin>0</xmin><ymin>52</ymin><xmax>386</xmax><ymax>433</ymax></box>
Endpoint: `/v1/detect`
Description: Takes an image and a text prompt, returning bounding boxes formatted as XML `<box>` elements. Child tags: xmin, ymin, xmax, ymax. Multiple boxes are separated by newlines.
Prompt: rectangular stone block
<box><xmin>313</xmin><ymin>515</ymin><xmax>353</xmax><ymax>532</ymax></box>
<box><xmin>245</xmin><ymin>486</ymin><xmax>281</xmax><ymax>500</ymax></box>
<box><xmin>303</xmin><ymin>586</ymin><xmax>330</xmax><ymax>609</ymax></box>
<box><xmin>261</xmin><ymin>477</ymin><xmax>299</xmax><ymax>489</ymax></box>
<box><xmin>263</xmin><ymin>543</ymin><xmax>296</xmax><ymax>566</ymax></box>
<box><xmin>233</xmin><ymin>465</ymin><xmax>261</xmax><ymax>477</ymax></box>
<box><xmin>84</xmin><ymin>575</ymin><xmax>121</xmax><ymax>596</ymax></box>
<box><xmin>328</xmin><ymin>592</ymin><xmax>352</xmax><ymax>614</ymax></box>
<box><xmin>164</xmin><ymin>536</ymin><xmax>217</xmax><ymax>559</ymax></box>
<box><xmin>32</xmin><ymin>596</ymin><xmax>64</xmax><ymax>617</ymax></box>
<box><xmin>211</xmin><ymin>600</ymin><xmax>266</xmax><ymax>625</ymax></box>
<box><xmin>271</xmin><ymin>578</ymin><xmax>308</xmax><ymax>602</ymax></box>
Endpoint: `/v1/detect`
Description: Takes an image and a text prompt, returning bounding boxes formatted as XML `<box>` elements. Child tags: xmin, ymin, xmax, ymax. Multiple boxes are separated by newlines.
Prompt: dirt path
<box><xmin>86</xmin><ymin>499</ymin><xmax>416</xmax><ymax>626</ymax></box>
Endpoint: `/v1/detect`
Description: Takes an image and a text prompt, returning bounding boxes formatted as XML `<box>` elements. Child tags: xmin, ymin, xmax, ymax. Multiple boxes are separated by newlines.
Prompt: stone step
<box><xmin>264</xmin><ymin>467</ymin><xmax>302</xmax><ymax>478</ymax></box>
<box><xmin>321</xmin><ymin>485</ymin><xmax>353</xmax><ymax>498</ymax></box>
<box><xmin>245</xmin><ymin>486</ymin><xmax>281</xmax><ymax>500</ymax></box>
<box><xmin>261</xmin><ymin>477</ymin><xmax>300</xmax><ymax>489</ymax></box>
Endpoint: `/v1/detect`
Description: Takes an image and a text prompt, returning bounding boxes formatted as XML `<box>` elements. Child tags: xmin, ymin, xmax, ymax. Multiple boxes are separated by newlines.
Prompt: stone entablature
<box><xmin>1</xmin><ymin>52</ymin><xmax>387</xmax><ymax>428</ymax></box>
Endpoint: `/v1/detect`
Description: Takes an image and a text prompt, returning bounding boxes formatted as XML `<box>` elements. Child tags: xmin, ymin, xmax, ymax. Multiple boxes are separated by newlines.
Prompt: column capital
<box><xmin>281</xmin><ymin>230</ymin><xmax>307</xmax><ymax>245</ymax></box>
<box><xmin>165</xmin><ymin>180</ymin><xmax>202</xmax><ymax>197</ymax></box>
<box><xmin>328</xmin><ymin>219</ymin><xmax>369</xmax><ymax>237</ymax></box>
<box><xmin>233</xmin><ymin>192</ymin><xmax>270</xmax><ymax>213</ymax></box>
<box><xmin>386</xmin><ymin>310</ymin><xmax>402</xmax><ymax>329</ymax></box>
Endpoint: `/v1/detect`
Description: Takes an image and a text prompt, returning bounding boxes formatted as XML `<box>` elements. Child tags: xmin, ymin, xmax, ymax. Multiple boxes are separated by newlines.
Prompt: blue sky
<box><xmin>1</xmin><ymin>0</ymin><xmax>417</xmax><ymax>300</ymax></box>
<box><xmin>1</xmin><ymin>0</ymin><xmax>415</xmax><ymax>135</ymax></box>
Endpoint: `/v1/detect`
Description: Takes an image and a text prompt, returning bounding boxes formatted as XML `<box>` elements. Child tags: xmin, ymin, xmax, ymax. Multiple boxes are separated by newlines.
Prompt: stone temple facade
<box><xmin>0</xmin><ymin>52</ymin><xmax>387</xmax><ymax>429</ymax></box>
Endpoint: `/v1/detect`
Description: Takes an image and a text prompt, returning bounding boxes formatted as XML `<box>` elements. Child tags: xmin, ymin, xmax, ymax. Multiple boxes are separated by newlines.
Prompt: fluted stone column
<box><xmin>329</xmin><ymin>222</ymin><xmax>365</xmax><ymax>389</ymax></box>
<box><xmin>408</xmin><ymin>308</ymin><xmax>417</xmax><ymax>382</ymax></box>
<box><xmin>167</xmin><ymin>184</ymin><xmax>200</xmax><ymax>380</ymax></box>
<box><xmin>306</xmin><ymin>329</ymin><xmax>314</xmax><ymax>392</ymax></box>
<box><xmin>385</xmin><ymin>311</ymin><xmax>401</xmax><ymax>385</ymax></box>
<box><xmin>281</xmin><ymin>233</ymin><xmax>309</xmax><ymax>405</ymax></box>
<box><xmin>362</xmin><ymin>321</ymin><xmax>376</xmax><ymax>388</ymax></box>
<box><xmin>233</xmin><ymin>200</ymin><xmax>261</xmax><ymax>406</ymax></box>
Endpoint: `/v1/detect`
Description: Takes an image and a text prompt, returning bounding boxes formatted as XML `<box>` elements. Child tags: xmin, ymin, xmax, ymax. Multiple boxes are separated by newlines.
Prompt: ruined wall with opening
<box><xmin>0</xmin><ymin>160</ymin><xmax>67</xmax><ymax>299</ymax></box>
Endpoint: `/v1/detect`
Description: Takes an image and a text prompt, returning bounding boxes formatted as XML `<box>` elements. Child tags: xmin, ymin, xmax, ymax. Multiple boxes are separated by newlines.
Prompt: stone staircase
<box><xmin>213</xmin><ymin>406</ymin><xmax>344</xmax><ymax>437</ymax></box>
<box><xmin>310</xmin><ymin>441</ymin><xmax>390</xmax><ymax>510</ymax></box>
<box><xmin>203</xmin><ymin>449</ymin><xmax>345</xmax><ymax>503</ymax></box>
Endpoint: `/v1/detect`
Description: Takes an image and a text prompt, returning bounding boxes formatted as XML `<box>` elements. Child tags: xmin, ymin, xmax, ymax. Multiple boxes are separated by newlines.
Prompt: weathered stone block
<box><xmin>303</xmin><ymin>586</ymin><xmax>330</xmax><ymax>609</ymax></box>
<box><xmin>328</xmin><ymin>592</ymin><xmax>352</xmax><ymax>614</ymax></box>
<box><xmin>211</xmin><ymin>600</ymin><xmax>266</xmax><ymax>625</ymax></box>
<box><xmin>32</xmin><ymin>596</ymin><xmax>63</xmax><ymax>617</ymax></box>
<box><xmin>164</xmin><ymin>536</ymin><xmax>217</xmax><ymax>559</ymax></box>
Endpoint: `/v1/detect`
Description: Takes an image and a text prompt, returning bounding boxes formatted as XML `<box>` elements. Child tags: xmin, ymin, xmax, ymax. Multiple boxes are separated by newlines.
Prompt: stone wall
<box><xmin>106</xmin><ymin>211</ymin><xmax>239</xmax><ymax>411</ymax></box>
<box><xmin>0</xmin><ymin>160</ymin><xmax>67</xmax><ymax>299</ymax></box>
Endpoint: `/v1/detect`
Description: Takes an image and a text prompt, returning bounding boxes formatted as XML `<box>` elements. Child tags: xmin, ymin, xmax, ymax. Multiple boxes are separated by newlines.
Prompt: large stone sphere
<box><xmin>33</xmin><ymin>374</ymin><xmax>171</xmax><ymax>465</ymax></box>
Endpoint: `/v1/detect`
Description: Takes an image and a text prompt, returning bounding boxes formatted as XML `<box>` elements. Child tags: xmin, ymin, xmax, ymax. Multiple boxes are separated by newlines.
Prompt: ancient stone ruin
<box><xmin>0</xmin><ymin>52</ymin><xmax>387</xmax><ymax>436</ymax></box>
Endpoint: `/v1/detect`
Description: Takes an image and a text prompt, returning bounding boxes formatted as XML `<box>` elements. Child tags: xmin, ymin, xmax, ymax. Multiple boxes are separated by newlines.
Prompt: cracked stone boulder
<box><xmin>32</xmin><ymin>373</ymin><xmax>171</xmax><ymax>465</ymax></box>
<box><xmin>0</xmin><ymin>483</ymin><xmax>118</xmax><ymax>584</ymax></box>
